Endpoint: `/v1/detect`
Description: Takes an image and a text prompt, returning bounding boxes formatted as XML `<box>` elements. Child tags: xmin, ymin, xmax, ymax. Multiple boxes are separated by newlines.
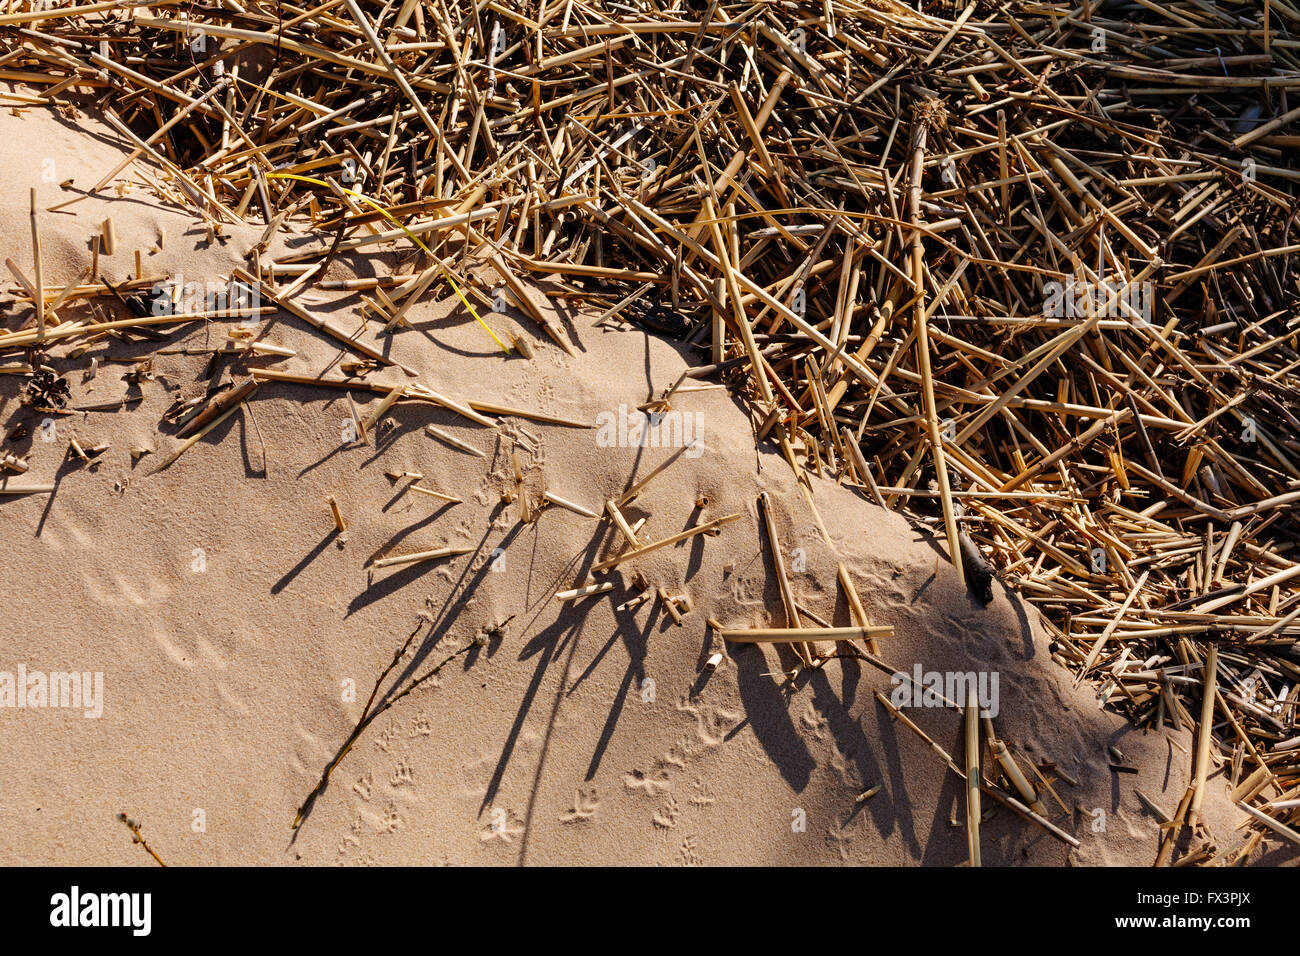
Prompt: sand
<box><xmin>0</xmin><ymin>101</ymin><xmax>1253</xmax><ymax>866</ymax></box>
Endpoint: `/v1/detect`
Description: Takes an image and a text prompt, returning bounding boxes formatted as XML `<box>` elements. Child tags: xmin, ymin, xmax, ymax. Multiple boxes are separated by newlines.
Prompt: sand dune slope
<box><xmin>0</xmin><ymin>103</ymin><xmax>1245</xmax><ymax>866</ymax></box>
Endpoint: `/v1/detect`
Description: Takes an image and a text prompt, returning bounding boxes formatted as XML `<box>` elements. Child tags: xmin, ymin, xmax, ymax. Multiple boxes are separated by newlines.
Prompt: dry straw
<box><xmin>5</xmin><ymin>0</ymin><xmax>1300</xmax><ymax>857</ymax></box>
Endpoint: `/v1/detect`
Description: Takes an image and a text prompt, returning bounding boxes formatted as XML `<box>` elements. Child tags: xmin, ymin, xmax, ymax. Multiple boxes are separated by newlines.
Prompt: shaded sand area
<box><xmin>0</xmin><ymin>104</ymin><xmax>1250</xmax><ymax>866</ymax></box>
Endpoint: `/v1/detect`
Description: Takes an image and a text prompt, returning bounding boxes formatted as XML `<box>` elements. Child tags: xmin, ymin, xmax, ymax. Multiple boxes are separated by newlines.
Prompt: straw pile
<box><xmin>3</xmin><ymin>0</ymin><xmax>1300</xmax><ymax>858</ymax></box>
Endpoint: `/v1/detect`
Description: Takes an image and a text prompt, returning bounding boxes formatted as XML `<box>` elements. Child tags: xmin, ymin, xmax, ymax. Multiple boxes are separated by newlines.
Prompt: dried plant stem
<box><xmin>371</xmin><ymin>545</ymin><xmax>472</xmax><ymax>569</ymax></box>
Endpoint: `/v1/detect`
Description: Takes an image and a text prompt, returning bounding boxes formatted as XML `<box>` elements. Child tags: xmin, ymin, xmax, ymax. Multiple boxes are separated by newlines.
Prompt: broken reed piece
<box><xmin>1</xmin><ymin>451</ymin><xmax>29</xmax><ymax>473</ymax></box>
<box><xmin>510</xmin><ymin>449</ymin><xmax>530</xmax><ymax>523</ymax></box>
<box><xmin>245</xmin><ymin>371</ymin><xmax>493</xmax><ymax>428</ymax></box>
<box><xmin>100</xmin><ymin>217</ymin><xmax>115</xmax><ymax>256</ymax></box>
<box><xmin>246</xmin><ymin>370</ymin><xmax>567</xmax><ymax>430</ymax></box>
<box><xmin>605</xmin><ymin>497</ymin><xmax>641</xmax><ymax>548</ymax></box>
<box><xmin>231</xmin><ymin>267</ymin><xmax>417</xmax><ymax>375</ymax></box>
<box><xmin>487</xmin><ymin>251</ymin><xmax>573</xmax><ymax>355</ymax></box>
<box><xmin>720</xmin><ymin>626</ymin><xmax>893</xmax><ymax>643</ymax></box>
<box><xmin>614</xmin><ymin>441</ymin><xmax>694</xmax><ymax>507</ymax></box>
<box><xmin>370</xmin><ymin>545</ymin><xmax>473</xmax><ymax>570</ymax></box>
<box><xmin>29</xmin><ymin>188</ymin><xmax>43</xmax><ymax>339</ymax></box>
<box><xmin>0</xmin><ymin>479</ymin><xmax>51</xmax><ymax>494</ymax></box>
<box><xmin>201</xmin><ymin>340</ymin><xmax>280</xmax><ymax>362</ymax></box>
<box><xmin>461</xmin><ymin>399</ymin><xmax>588</xmax><ymax>428</ymax></box>
<box><xmin>758</xmin><ymin>491</ymin><xmax>812</xmax><ymax>666</ymax></box>
<box><xmin>984</xmin><ymin>724</ymin><xmax>1047</xmax><ymax>817</ymax></box>
<box><xmin>346</xmin><ymin>391</ymin><xmax>366</xmax><ymax>442</ymax></box>
<box><xmin>424</xmin><ymin>424</ymin><xmax>484</xmax><ymax>458</ymax></box>
<box><xmin>616</xmin><ymin>591</ymin><xmax>652</xmax><ymax>612</ymax></box>
<box><xmin>147</xmin><ymin>401</ymin><xmax>244</xmax><ymax>476</ymax></box>
<box><xmin>360</xmin><ymin>384</ymin><xmax>406</xmax><ymax>437</ymax></box>
<box><xmin>1156</xmin><ymin>787</ymin><xmax>1197</xmax><ymax>867</ymax></box>
<box><xmin>907</xmin><ymin>118</ymin><xmax>963</xmax><ymax>589</ymax></box>
<box><xmin>837</xmin><ymin>563</ymin><xmax>880</xmax><ymax>656</ymax></box>
<box><xmin>555</xmin><ymin>581</ymin><xmax>615</xmax><ymax>602</ymax></box>
<box><xmin>408</xmin><ymin>484</ymin><xmax>462</xmax><ymax>504</ymax></box>
<box><xmin>1134</xmin><ymin>789</ymin><xmax>1173</xmax><ymax>825</ymax></box>
<box><xmin>875</xmin><ymin>690</ymin><xmax>1080</xmax><ymax>849</ymax></box>
<box><xmin>1237</xmin><ymin>801</ymin><xmax>1300</xmax><ymax>847</ymax></box>
<box><xmin>510</xmin><ymin>333</ymin><xmax>533</xmax><ymax>359</ymax></box>
<box><xmin>1189</xmin><ymin>641</ymin><xmax>1219</xmax><ymax>827</ymax></box>
<box><xmin>410</xmin><ymin>384</ymin><xmax>497</xmax><ymax>428</ymax></box>
<box><xmin>541</xmin><ymin>491</ymin><xmax>598</xmax><ymax>519</ymax></box>
<box><xmin>328</xmin><ymin>496</ymin><xmax>346</xmax><ymax>533</ymax></box>
<box><xmin>965</xmin><ymin>685</ymin><xmax>982</xmax><ymax>869</ymax></box>
<box><xmin>176</xmin><ymin>377</ymin><xmax>259</xmax><ymax>438</ymax></box>
<box><xmin>591</xmin><ymin>512</ymin><xmax>742</xmax><ymax>573</ymax></box>
<box><xmin>658</xmin><ymin>587</ymin><xmax>684</xmax><ymax>626</ymax></box>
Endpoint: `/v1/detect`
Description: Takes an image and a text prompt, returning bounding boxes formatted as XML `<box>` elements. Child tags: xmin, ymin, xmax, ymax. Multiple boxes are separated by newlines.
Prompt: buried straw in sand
<box><xmin>328</xmin><ymin>496</ymin><xmax>346</xmax><ymax>533</ymax></box>
<box><xmin>409</xmin><ymin>484</ymin><xmax>462</xmax><ymax>504</ymax></box>
<box><xmin>346</xmin><ymin>392</ymin><xmax>366</xmax><ymax>442</ymax></box>
<box><xmin>874</xmin><ymin>690</ymin><xmax>1080</xmax><ymax>849</ymax></box>
<box><xmin>965</xmin><ymin>685</ymin><xmax>982</xmax><ymax>868</ymax></box>
<box><xmin>542</xmin><ymin>491</ymin><xmax>598</xmax><ymax>519</ymax></box>
<box><xmin>510</xmin><ymin>450</ymin><xmax>531</xmax><ymax>523</ymax></box>
<box><xmin>837</xmin><ymin>563</ymin><xmax>880</xmax><ymax>656</ymax></box>
<box><xmin>360</xmin><ymin>384</ymin><xmax>406</xmax><ymax>436</ymax></box>
<box><xmin>231</xmin><ymin>268</ymin><xmax>416</xmax><ymax>375</ymax></box>
<box><xmin>148</xmin><ymin>395</ymin><xmax>251</xmax><ymax>476</ymax></box>
<box><xmin>29</xmin><ymin>188</ymin><xmax>43</xmax><ymax>339</ymax></box>
<box><xmin>0</xmin><ymin>479</ymin><xmax>52</xmax><ymax>495</ymax></box>
<box><xmin>555</xmin><ymin>581</ymin><xmax>615</xmax><ymax>602</ymax></box>
<box><xmin>461</xmin><ymin>400</ymin><xmax>588</xmax><ymax>428</ymax></box>
<box><xmin>2</xmin><ymin>452</ymin><xmax>29</xmax><ymax>473</ymax></box>
<box><xmin>720</xmin><ymin>626</ymin><xmax>893</xmax><ymax>643</ymax></box>
<box><xmin>370</xmin><ymin>545</ymin><xmax>473</xmax><ymax>570</ymax></box>
<box><xmin>148</xmin><ymin>409</ymin><xmax>238</xmax><ymax>475</ymax></box>
<box><xmin>605</xmin><ymin>498</ymin><xmax>641</xmax><ymax>548</ymax></box>
<box><xmin>758</xmin><ymin>491</ymin><xmax>812</xmax><ymax>666</ymax></box>
<box><xmin>100</xmin><ymin>217</ymin><xmax>115</xmax><ymax>256</ymax></box>
<box><xmin>614</xmin><ymin>442</ymin><xmax>694</xmax><ymax>506</ymax></box>
<box><xmin>425</xmin><ymin>424</ymin><xmax>484</xmax><ymax>458</ymax></box>
<box><xmin>592</xmin><ymin>513</ymin><xmax>742</xmax><ymax>573</ymax></box>
<box><xmin>658</xmin><ymin>588</ymin><xmax>684</xmax><ymax>626</ymax></box>
<box><xmin>411</xmin><ymin>387</ymin><xmax>496</xmax><ymax>428</ymax></box>
<box><xmin>177</xmin><ymin>377</ymin><xmax>259</xmax><ymax>439</ymax></box>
